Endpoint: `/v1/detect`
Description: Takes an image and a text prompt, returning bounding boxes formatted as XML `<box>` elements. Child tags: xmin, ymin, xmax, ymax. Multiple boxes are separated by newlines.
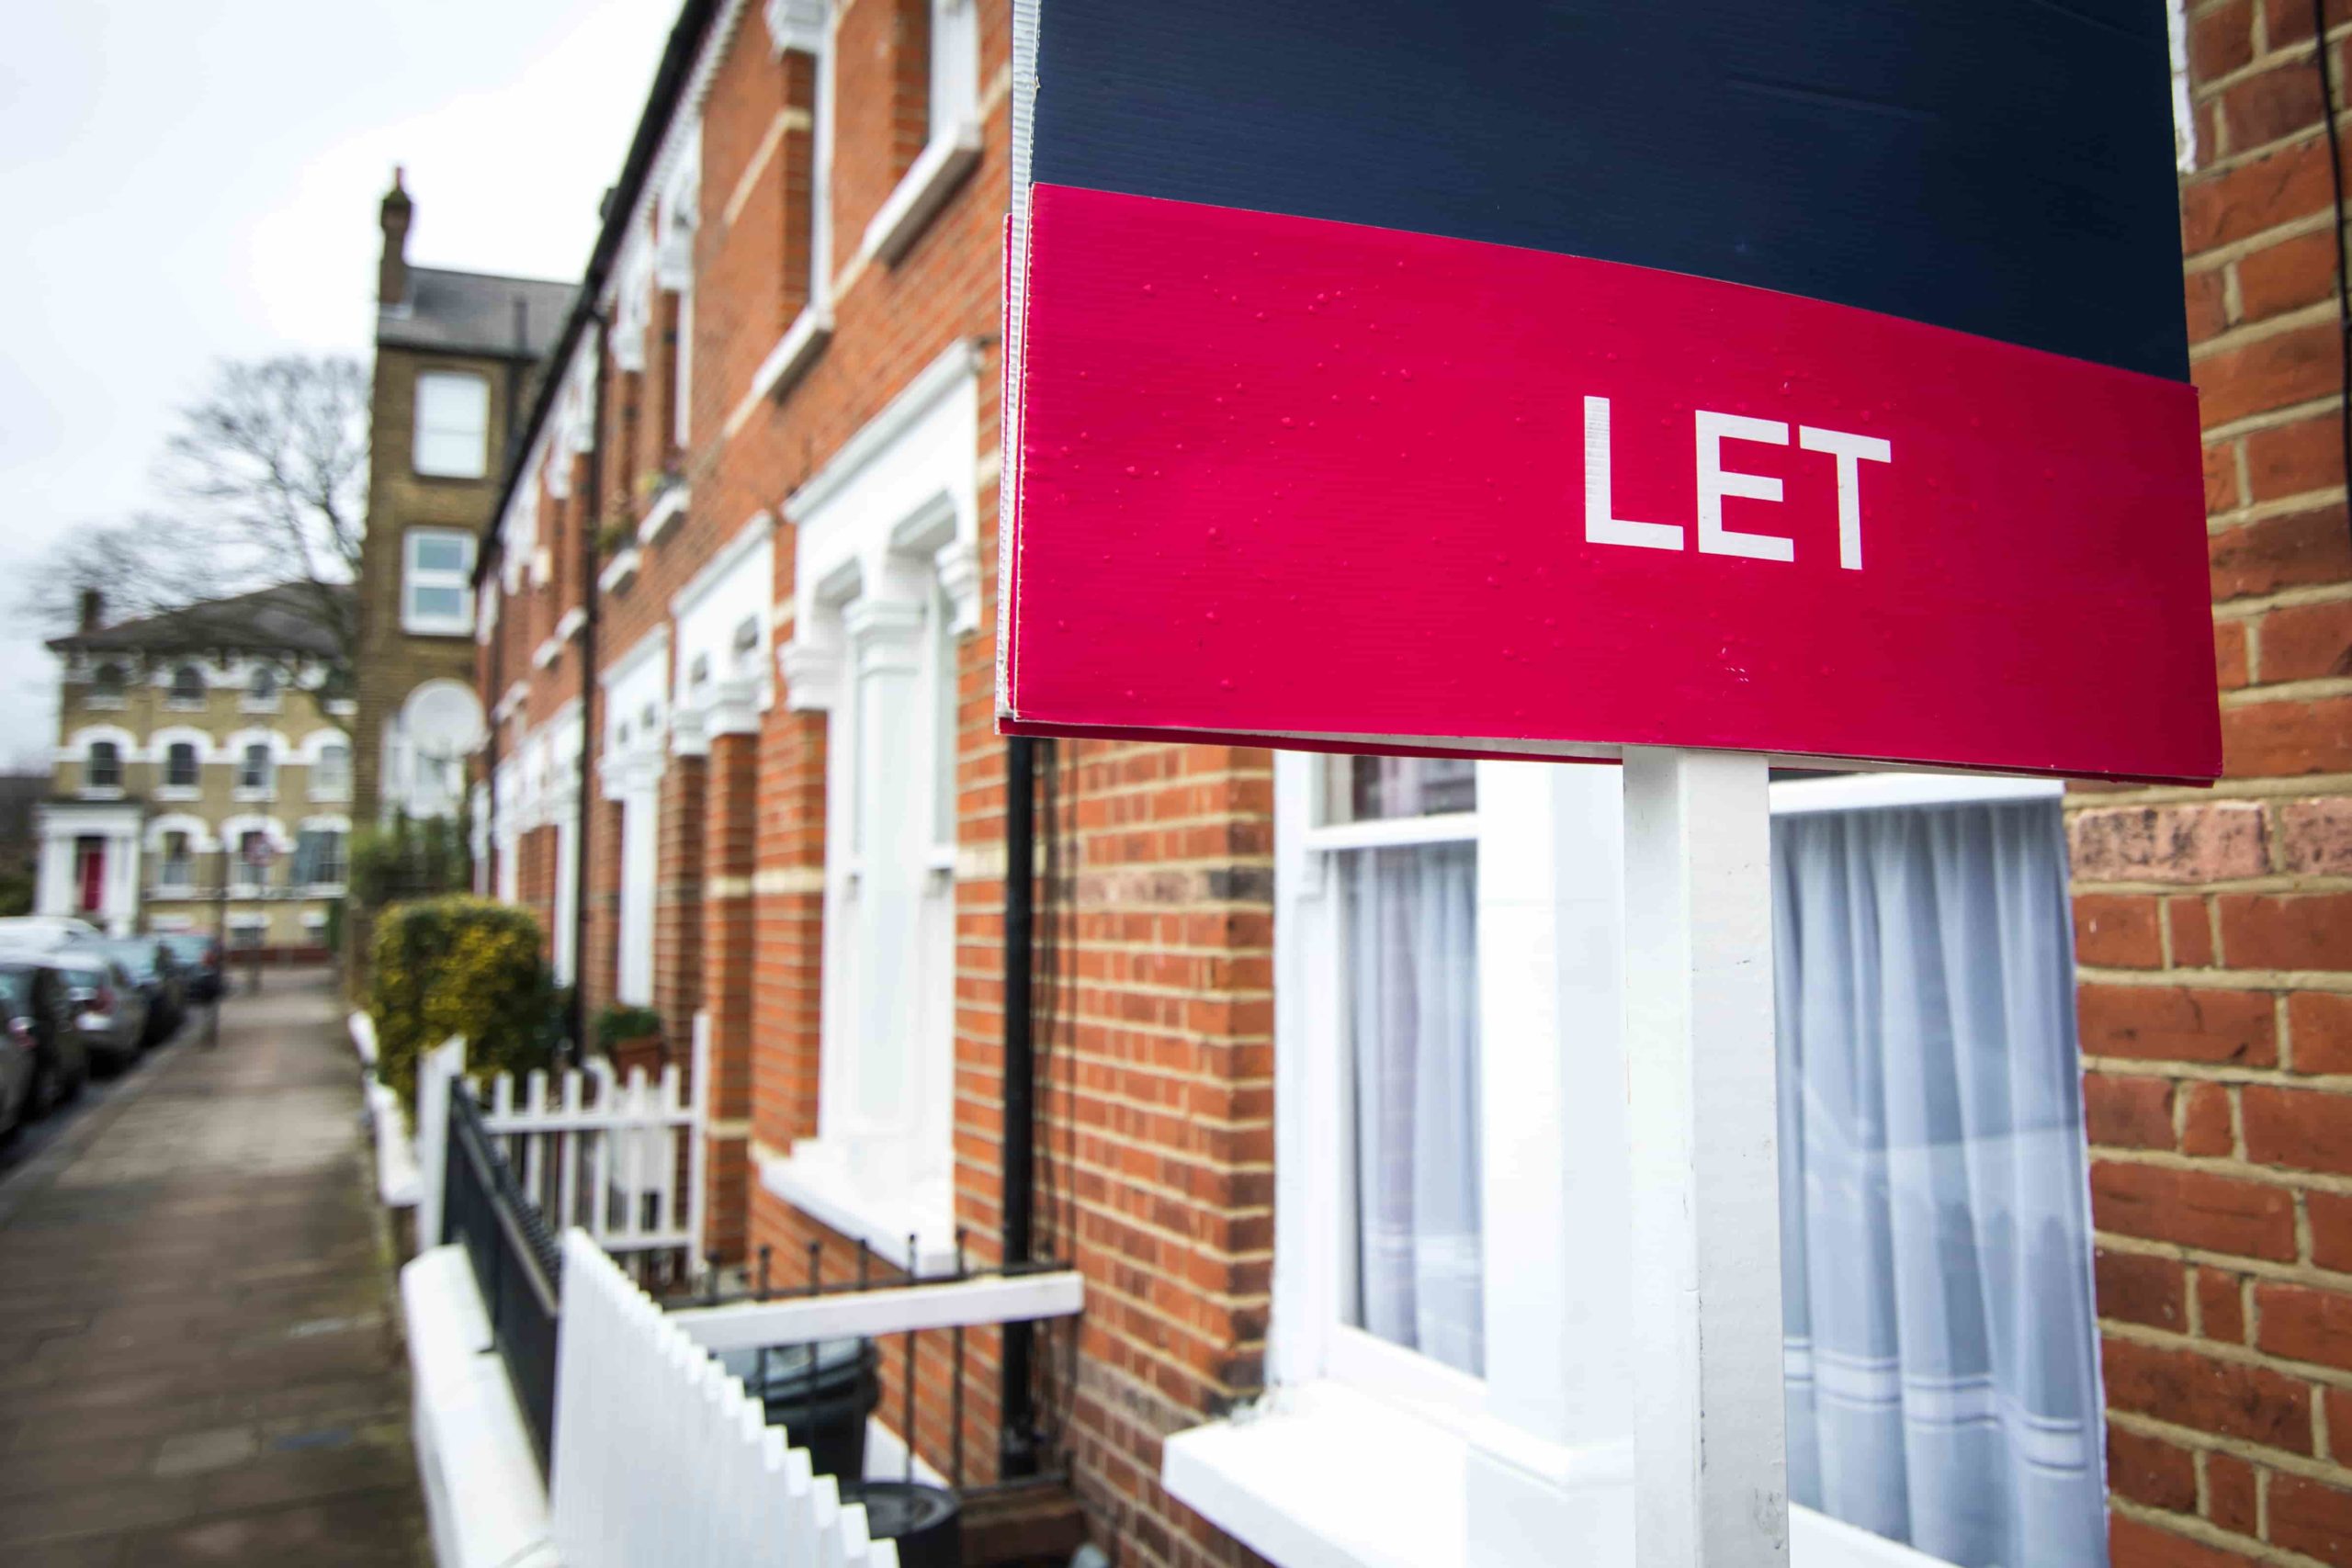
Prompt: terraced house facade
<box><xmin>41</xmin><ymin>586</ymin><xmax>354</xmax><ymax>957</ymax></box>
<box><xmin>458</xmin><ymin>4</ymin><xmax>2352</xmax><ymax>1566</ymax></box>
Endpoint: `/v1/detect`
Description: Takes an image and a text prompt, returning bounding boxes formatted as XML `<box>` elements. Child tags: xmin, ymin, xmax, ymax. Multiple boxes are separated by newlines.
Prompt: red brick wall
<box><xmin>2093</xmin><ymin>10</ymin><xmax>2352</xmax><ymax>1562</ymax></box>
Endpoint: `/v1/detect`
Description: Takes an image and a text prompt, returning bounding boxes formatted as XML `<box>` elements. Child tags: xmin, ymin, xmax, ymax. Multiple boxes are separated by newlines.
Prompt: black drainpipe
<box><xmin>1000</xmin><ymin>734</ymin><xmax>1039</xmax><ymax>1477</ymax></box>
<box><xmin>568</xmin><ymin>311</ymin><xmax>610</xmax><ymax>1066</ymax></box>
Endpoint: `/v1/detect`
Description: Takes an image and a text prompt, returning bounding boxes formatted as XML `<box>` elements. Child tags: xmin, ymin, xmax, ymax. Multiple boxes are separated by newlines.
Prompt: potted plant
<box><xmin>594</xmin><ymin>1001</ymin><xmax>666</xmax><ymax>1078</ymax></box>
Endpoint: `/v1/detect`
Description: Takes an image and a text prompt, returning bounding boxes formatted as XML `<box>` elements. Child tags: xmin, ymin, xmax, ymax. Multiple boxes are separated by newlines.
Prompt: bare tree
<box><xmin>30</xmin><ymin>354</ymin><xmax>368</xmax><ymax>707</ymax></box>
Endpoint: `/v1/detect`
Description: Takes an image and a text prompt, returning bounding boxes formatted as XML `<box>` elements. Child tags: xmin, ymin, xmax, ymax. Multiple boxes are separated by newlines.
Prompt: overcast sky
<box><xmin>0</xmin><ymin>2</ymin><xmax>675</xmax><ymax>768</ymax></box>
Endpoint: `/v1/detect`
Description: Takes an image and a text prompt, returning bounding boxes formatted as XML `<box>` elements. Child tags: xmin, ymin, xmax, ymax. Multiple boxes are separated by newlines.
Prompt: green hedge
<box><xmin>368</xmin><ymin>896</ymin><xmax>553</xmax><ymax>1113</ymax></box>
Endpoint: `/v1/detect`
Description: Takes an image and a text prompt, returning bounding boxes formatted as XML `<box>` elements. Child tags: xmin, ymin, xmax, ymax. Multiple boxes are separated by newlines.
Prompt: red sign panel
<box><xmin>1000</xmin><ymin>186</ymin><xmax>2220</xmax><ymax>784</ymax></box>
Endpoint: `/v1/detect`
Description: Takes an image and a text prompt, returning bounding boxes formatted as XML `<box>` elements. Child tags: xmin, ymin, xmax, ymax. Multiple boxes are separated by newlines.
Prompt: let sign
<box><xmin>997</xmin><ymin>0</ymin><xmax>2221</xmax><ymax>784</ymax></box>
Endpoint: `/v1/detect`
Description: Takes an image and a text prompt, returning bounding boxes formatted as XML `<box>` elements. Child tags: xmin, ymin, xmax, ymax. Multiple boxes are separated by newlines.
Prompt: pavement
<box><xmin>0</xmin><ymin>968</ymin><xmax>430</xmax><ymax>1565</ymax></box>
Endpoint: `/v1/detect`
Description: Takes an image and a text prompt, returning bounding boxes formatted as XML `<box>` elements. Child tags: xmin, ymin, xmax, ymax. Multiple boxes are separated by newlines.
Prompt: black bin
<box><xmin>720</xmin><ymin>1339</ymin><xmax>882</xmax><ymax>1483</ymax></box>
<box><xmin>856</xmin><ymin>1481</ymin><xmax>960</xmax><ymax>1568</ymax></box>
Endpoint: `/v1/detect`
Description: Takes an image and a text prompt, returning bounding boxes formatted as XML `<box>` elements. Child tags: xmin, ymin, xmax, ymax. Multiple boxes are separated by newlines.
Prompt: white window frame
<box><xmin>310</xmin><ymin>739</ymin><xmax>352</xmax><ymax>803</ymax></box>
<box><xmin>403</xmin><ymin>528</ymin><xmax>478</xmax><ymax>637</ymax></box>
<box><xmin>413</xmin><ymin>368</ymin><xmax>492</xmax><ymax>479</ymax></box>
<box><xmin>859</xmin><ymin>0</ymin><xmax>981</xmax><ymax>265</ymax></box>
<box><xmin>161</xmin><ymin>740</ymin><xmax>202</xmax><ymax>795</ymax></box>
<box><xmin>1176</xmin><ymin>760</ymin><xmax>2077</xmax><ymax>1568</ymax></box>
<box><xmin>83</xmin><ymin>740</ymin><xmax>124</xmax><ymax>795</ymax></box>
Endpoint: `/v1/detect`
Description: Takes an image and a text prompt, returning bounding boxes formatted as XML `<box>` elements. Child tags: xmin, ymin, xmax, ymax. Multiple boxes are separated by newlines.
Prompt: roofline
<box><xmin>475</xmin><ymin>0</ymin><xmax>722</xmax><ymax>587</ymax></box>
<box><xmin>401</xmin><ymin>263</ymin><xmax>574</xmax><ymax>289</ymax></box>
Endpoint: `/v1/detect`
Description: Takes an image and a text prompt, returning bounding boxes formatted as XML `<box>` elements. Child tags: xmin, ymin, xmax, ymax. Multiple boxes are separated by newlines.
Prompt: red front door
<box><xmin>74</xmin><ymin>837</ymin><xmax>104</xmax><ymax>914</ymax></box>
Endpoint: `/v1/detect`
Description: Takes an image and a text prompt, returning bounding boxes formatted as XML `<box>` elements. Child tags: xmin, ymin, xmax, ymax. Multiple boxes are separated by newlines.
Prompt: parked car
<box><xmin>158</xmin><ymin>932</ymin><xmax>224</xmax><ymax>1002</ymax></box>
<box><xmin>0</xmin><ymin>916</ymin><xmax>103</xmax><ymax>953</ymax></box>
<box><xmin>0</xmin><ymin>956</ymin><xmax>85</xmax><ymax>1133</ymax></box>
<box><xmin>79</xmin><ymin>937</ymin><xmax>183</xmax><ymax>1046</ymax></box>
<box><xmin>54</xmin><ymin>954</ymin><xmax>146</xmax><ymax>1074</ymax></box>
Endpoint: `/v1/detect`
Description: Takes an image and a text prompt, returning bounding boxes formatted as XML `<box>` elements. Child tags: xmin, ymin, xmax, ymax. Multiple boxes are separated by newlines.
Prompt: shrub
<box><xmin>595</xmin><ymin>1002</ymin><xmax>665</xmax><ymax>1055</ymax></box>
<box><xmin>350</xmin><ymin>814</ymin><xmax>472</xmax><ymax>911</ymax></box>
<box><xmin>368</xmin><ymin>896</ymin><xmax>553</xmax><ymax>1114</ymax></box>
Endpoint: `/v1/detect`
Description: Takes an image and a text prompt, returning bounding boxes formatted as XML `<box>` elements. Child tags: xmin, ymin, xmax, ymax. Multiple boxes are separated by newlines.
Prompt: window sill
<box><xmin>78</xmin><ymin>788</ymin><xmax>125</xmax><ymax>802</ymax></box>
<box><xmin>403</xmin><ymin>613</ymin><xmax>476</xmax><ymax>638</ymax></box>
<box><xmin>164</xmin><ymin>700</ymin><xmax>207</xmax><ymax>713</ymax></box>
<box><xmin>232</xmin><ymin>788</ymin><xmax>277</xmax><ymax>805</ymax></box>
<box><xmin>84</xmin><ymin>697</ymin><xmax>126</xmax><ymax>711</ymax></box>
<box><xmin>757</xmin><ymin>1141</ymin><xmax>958</xmax><ymax>1274</ymax></box>
<box><xmin>1163</xmin><ymin>1382</ymin><xmax>1939</xmax><ymax>1568</ymax></box>
<box><xmin>155</xmin><ymin>786</ymin><xmax>201</xmax><ymax>803</ymax></box>
<box><xmin>860</xmin><ymin>122</ymin><xmax>982</xmax><ymax>267</ymax></box>
<box><xmin>598</xmin><ymin>547</ymin><xmax>642</xmax><ymax>595</ymax></box>
<box><xmin>751</xmin><ymin>306</ymin><xmax>833</xmax><ymax>404</ymax></box>
<box><xmin>242</xmin><ymin>701</ymin><xmax>283</xmax><ymax>715</ymax></box>
<box><xmin>638</xmin><ymin>483</ymin><xmax>689</xmax><ymax>548</ymax></box>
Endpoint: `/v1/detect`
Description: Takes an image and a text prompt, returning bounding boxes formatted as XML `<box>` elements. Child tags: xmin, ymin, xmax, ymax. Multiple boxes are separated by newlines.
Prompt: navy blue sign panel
<box><xmin>1022</xmin><ymin>0</ymin><xmax>2189</xmax><ymax>382</ymax></box>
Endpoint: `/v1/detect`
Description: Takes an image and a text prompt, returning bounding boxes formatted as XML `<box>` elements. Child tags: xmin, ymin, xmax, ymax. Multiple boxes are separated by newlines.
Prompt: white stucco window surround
<box><xmin>226</xmin><ymin>728</ymin><xmax>291</xmax><ymax>803</ymax></box>
<box><xmin>761</xmin><ymin>343</ymin><xmax>978</xmax><ymax>1276</ymax></box>
<box><xmin>152</xmin><ymin>726</ymin><xmax>214</xmax><ymax>802</ymax></box>
<box><xmin>751</xmin><ymin>0</ymin><xmax>835</xmax><ymax>406</ymax></box>
<box><xmin>670</xmin><ymin>511</ymin><xmax>776</xmax><ymax>743</ymax></box>
<box><xmin>861</xmin><ymin>0</ymin><xmax>980</xmax><ymax>266</ymax></box>
<box><xmin>220</xmin><ymin>813</ymin><xmax>295</xmax><ymax>895</ymax></box>
<box><xmin>601</xmin><ymin>628</ymin><xmax>672</xmax><ymax>1010</ymax></box>
<box><xmin>656</xmin><ymin>124</ymin><xmax>700</xmax><ymax>451</ymax></box>
<box><xmin>62</xmin><ymin>725</ymin><xmax>138</xmax><ymax>801</ymax></box>
<box><xmin>145</xmin><ymin>813</ymin><xmax>217</xmax><ymax>895</ymax></box>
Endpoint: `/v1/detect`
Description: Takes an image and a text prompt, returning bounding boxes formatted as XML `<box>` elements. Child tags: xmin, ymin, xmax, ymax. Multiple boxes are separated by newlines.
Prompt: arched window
<box><xmin>168</xmin><ymin>665</ymin><xmax>205</xmax><ymax>705</ymax></box>
<box><xmin>91</xmin><ymin>662</ymin><xmax>126</xmax><ymax>702</ymax></box>
<box><xmin>164</xmin><ymin>742</ymin><xmax>199</xmax><ymax>789</ymax></box>
<box><xmin>238</xmin><ymin>743</ymin><xmax>273</xmax><ymax>794</ymax></box>
<box><xmin>247</xmin><ymin>667</ymin><xmax>280</xmax><ymax>708</ymax></box>
<box><xmin>312</xmin><ymin>739</ymin><xmax>351</xmax><ymax>799</ymax></box>
<box><xmin>85</xmin><ymin>741</ymin><xmax>121</xmax><ymax>790</ymax></box>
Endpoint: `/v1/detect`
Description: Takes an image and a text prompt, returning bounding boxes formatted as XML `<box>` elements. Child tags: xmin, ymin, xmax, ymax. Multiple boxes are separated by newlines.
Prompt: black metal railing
<box><xmin>443</xmin><ymin>1085</ymin><xmax>564</xmax><ymax>1473</ymax></box>
<box><xmin>660</xmin><ymin>1238</ymin><xmax>1076</xmax><ymax>1501</ymax></box>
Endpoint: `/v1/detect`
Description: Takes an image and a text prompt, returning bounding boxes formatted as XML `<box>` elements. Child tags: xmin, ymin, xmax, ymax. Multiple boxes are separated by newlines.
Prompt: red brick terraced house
<box><xmin>458</xmin><ymin>2</ymin><xmax>2352</xmax><ymax>1565</ymax></box>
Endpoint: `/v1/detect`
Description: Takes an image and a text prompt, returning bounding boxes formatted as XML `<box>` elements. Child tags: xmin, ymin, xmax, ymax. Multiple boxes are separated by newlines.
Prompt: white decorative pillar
<box><xmin>842</xmin><ymin>595</ymin><xmax>927</xmax><ymax>1179</ymax></box>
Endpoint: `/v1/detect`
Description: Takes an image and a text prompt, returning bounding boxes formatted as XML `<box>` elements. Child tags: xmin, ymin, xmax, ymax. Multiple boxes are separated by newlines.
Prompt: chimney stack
<box><xmin>77</xmin><ymin>588</ymin><xmax>102</xmax><ymax>634</ymax></box>
<box><xmin>379</xmin><ymin>166</ymin><xmax>413</xmax><ymax>310</ymax></box>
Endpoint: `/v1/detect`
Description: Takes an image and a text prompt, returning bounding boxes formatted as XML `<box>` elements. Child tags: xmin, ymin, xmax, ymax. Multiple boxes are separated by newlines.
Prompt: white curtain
<box><xmin>1343</xmin><ymin>843</ymin><xmax>1483</xmax><ymax>1376</ymax></box>
<box><xmin>1773</xmin><ymin>799</ymin><xmax>2106</xmax><ymax>1568</ymax></box>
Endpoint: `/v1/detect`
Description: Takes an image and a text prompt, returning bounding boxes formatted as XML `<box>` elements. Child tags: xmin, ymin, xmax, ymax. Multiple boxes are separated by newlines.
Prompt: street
<box><xmin>0</xmin><ymin>969</ymin><xmax>428</xmax><ymax>1565</ymax></box>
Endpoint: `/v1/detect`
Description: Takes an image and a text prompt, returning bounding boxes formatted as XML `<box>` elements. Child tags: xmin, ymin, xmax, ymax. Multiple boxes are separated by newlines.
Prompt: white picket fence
<box><xmin>550</xmin><ymin>1231</ymin><xmax>900</xmax><ymax>1568</ymax></box>
<box><xmin>416</xmin><ymin>1016</ymin><xmax>709</xmax><ymax>1273</ymax></box>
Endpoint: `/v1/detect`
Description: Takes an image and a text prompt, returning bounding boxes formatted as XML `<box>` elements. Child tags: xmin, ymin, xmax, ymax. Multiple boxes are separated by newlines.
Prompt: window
<box><xmin>1769</xmin><ymin>777</ymin><xmax>2102</xmax><ymax>1567</ymax></box>
<box><xmin>311</xmin><ymin>739</ymin><xmax>351</xmax><ymax>800</ymax></box>
<box><xmin>238</xmin><ymin>743</ymin><xmax>273</xmax><ymax>795</ymax></box>
<box><xmin>403</xmin><ymin>528</ymin><xmax>476</xmax><ymax>636</ymax></box>
<box><xmin>168</xmin><ymin>664</ymin><xmax>205</xmax><ymax>706</ymax></box>
<box><xmin>1238</xmin><ymin>760</ymin><xmax>2101</xmax><ymax>1568</ymax></box>
<box><xmin>244</xmin><ymin>666</ymin><xmax>280</xmax><ymax>710</ymax></box>
<box><xmin>158</xmin><ymin>833</ymin><xmax>193</xmax><ymax>891</ymax></box>
<box><xmin>90</xmin><ymin>662</ymin><xmax>126</xmax><ymax>704</ymax></box>
<box><xmin>85</xmin><ymin>741</ymin><xmax>121</xmax><ymax>792</ymax></box>
<box><xmin>413</xmin><ymin>370</ymin><xmax>491</xmax><ymax>479</ymax></box>
<box><xmin>1325</xmin><ymin>757</ymin><xmax>1483</xmax><ymax>1376</ymax></box>
<box><xmin>164</xmin><ymin>742</ymin><xmax>199</xmax><ymax>790</ymax></box>
<box><xmin>293</xmin><ymin>829</ymin><xmax>346</xmax><ymax>890</ymax></box>
<box><xmin>862</xmin><ymin>0</ymin><xmax>981</xmax><ymax>264</ymax></box>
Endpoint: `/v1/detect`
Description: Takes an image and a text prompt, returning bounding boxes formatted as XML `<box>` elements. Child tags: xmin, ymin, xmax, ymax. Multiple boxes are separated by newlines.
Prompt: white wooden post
<box><xmin>1623</xmin><ymin>749</ymin><xmax>1786</xmax><ymax>1568</ymax></box>
<box><xmin>687</xmin><ymin>1010</ymin><xmax>711</xmax><ymax>1272</ymax></box>
<box><xmin>415</xmin><ymin>1035</ymin><xmax>468</xmax><ymax>1248</ymax></box>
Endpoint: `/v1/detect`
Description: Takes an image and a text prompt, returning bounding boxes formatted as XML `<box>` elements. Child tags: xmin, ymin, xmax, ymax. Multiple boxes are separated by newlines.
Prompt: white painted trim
<box><xmin>757</xmin><ymin>1145</ymin><xmax>958</xmax><ymax>1274</ymax></box>
<box><xmin>671</xmin><ymin>1269</ymin><xmax>1083</xmax><ymax>1353</ymax></box>
<box><xmin>670</xmin><ymin>510</ymin><xmax>776</xmax><ymax>621</ymax></box>
<box><xmin>751</xmin><ymin>306</ymin><xmax>833</xmax><ymax>403</ymax></box>
<box><xmin>601</xmin><ymin>625</ymin><xmax>672</xmax><ymax>694</ymax></box>
<box><xmin>638</xmin><ymin>482</ymin><xmax>690</xmax><ymax>547</ymax></box>
<box><xmin>858</xmin><ymin>119</ymin><xmax>981</xmax><ymax>265</ymax></box>
<box><xmin>598</xmin><ymin>546</ymin><xmax>642</xmax><ymax>595</ymax></box>
<box><xmin>1767</xmin><ymin>772</ymin><xmax>2064</xmax><ymax>815</ymax></box>
<box><xmin>785</xmin><ymin>341</ymin><xmax>984</xmax><ymax>522</ymax></box>
<box><xmin>552</xmin><ymin>607</ymin><xmax>586</xmax><ymax>645</ymax></box>
<box><xmin>401</xmin><ymin>1246</ymin><xmax>558</xmax><ymax>1568</ymax></box>
<box><xmin>1298</xmin><ymin>813</ymin><xmax>1480</xmax><ymax>853</ymax></box>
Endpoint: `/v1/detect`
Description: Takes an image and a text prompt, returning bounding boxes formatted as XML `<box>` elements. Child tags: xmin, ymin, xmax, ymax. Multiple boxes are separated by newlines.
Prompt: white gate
<box><xmin>550</xmin><ymin>1231</ymin><xmax>900</xmax><ymax>1568</ymax></box>
<box><xmin>416</xmin><ymin>1017</ymin><xmax>709</xmax><ymax>1274</ymax></box>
